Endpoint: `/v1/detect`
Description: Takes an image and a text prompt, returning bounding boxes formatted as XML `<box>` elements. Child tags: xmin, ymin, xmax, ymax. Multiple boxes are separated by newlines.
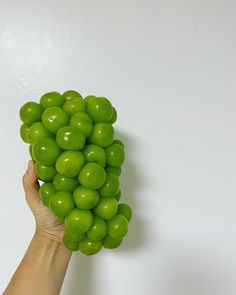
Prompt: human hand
<box><xmin>23</xmin><ymin>160</ymin><xmax>65</xmax><ymax>243</ymax></box>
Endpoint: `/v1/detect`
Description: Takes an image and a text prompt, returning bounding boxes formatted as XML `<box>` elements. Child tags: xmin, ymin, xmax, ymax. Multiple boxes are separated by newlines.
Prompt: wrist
<box><xmin>34</xmin><ymin>228</ymin><xmax>70</xmax><ymax>254</ymax></box>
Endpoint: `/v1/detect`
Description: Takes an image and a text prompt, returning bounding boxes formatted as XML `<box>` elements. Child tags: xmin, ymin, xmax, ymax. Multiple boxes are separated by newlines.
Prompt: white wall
<box><xmin>0</xmin><ymin>1</ymin><xmax>236</xmax><ymax>294</ymax></box>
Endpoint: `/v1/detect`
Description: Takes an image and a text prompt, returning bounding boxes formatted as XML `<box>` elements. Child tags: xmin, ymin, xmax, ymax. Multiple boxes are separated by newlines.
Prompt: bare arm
<box><xmin>3</xmin><ymin>161</ymin><xmax>72</xmax><ymax>295</ymax></box>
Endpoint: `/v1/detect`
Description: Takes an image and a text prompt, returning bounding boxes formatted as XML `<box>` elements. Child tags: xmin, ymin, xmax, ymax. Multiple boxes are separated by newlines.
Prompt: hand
<box><xmin>23</xmin><ymin>160</ymin><xmax>65</xmax><ymax>243</ymax></box>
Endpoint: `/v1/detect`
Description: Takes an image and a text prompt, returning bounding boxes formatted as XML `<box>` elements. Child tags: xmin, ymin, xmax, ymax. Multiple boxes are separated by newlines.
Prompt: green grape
<box><xmin>106</xmin><ymin>166</ymin><xmax>121</xmax><ymax>177</ymax></box>
<box><xmin>70</xmin><ymin>112</ymin><xmax>93</xmax><ymax>138</ymax></box>
<box><xmin>94</xmin><ymin>197</ymin><xmax>118</xmax><ymax>220</ymax></box>
<box><xmin>79</xmin><ymin>237</ymin><xmax>102</xmax><ymax>255</ymax></box>
<box><xmin>117</xmin><ymin>203</ymin><xmax>132</xmax><ymax>222</ymax></box>
<box><xmin>83</xmin><ymin>95</ymin><xmax>95</xmax><ymax>103</ymax></box>
<box><xmin>87</xmin><ymin>216</ymin><xmax>107</xmax><ymax>241</ymax></box>
<box><xmin>65</xmin><ymin>208</ymin><xmax>93</xmax><ymax>234</ymax></box>
<box><xmin>113</xmin><ymin>139</ymin><xmax>125</xmax><ymax>148</ymax></box>
<box><xmin>64</xmin><ymin>229</ymin><xmax>86</xmax><ymax>242</ymax></box>
<box><xmin>19</xmin><ymin>101</ymin><xmax>43</xmax><ymax>125</ymax></box>
<box><xmin>63</xmin><ymin>90</ymin><xmax>82</xmax><ymax>101</ymax></box>
<box><xmin>53</xmin><ymin>173</ymin><xmax>79</xmax><ymax>192</ymax></box>
<box><xmin>73</xmin><ymin>186</ymin><xmax>99</xmax><ymax>210</ymax></box>
<box><xmin>42</xmin><ymin>107</ymin><xmax>69</xmax><ymax>133</ymax></box>
<box><xmin>32</xmin><ymin>138</ymin><xmax>61</xmax><ymax>165</ymax></box>
<box><xmin>109</xmin><ymin>107</ymin><xmax>117</xmax><ymax>124</ymax></box>
<box><xmin>20</xmin><ymin>123</ymin><xmax>30</xmax><ymax>143</ymax></box>
<box><xmin>56</xmin><ymin>150</ymin><xmax>84</xmax><ymax>178</ymax></box>
<box><xmin>103</xmin><ymin>235</ymin><xmax>122</xmax><ymax>249</ymax></box>
<box><xmin>63</xmin><ymin>236</ymin><xmax>80</xmax><ymax>251</ymax></box>
<box><xmin>90</xmin><ymin>123</ymin><xmax>114</xmax><ymax>147</ymax></box>
<box><xmin>39</xmin><ymin>182</ymin><xmax>57</xmax><ymax>206</ymax></box>
<box><xmin>107</xmin><ymin>214</ymin><xmax>128</xmax><ymax>240</ymax></box>
<box><xmin>106</xmin><ymin>143</ymin><xmax>125</xmax><ymax>167</ymax></box>
<box><xmin>78</xmin><ymin>163</ymin><xmax>106</xmax><ymax>190</ymax></box>
<box><xmin>83</xmin><ymin>144</ymin><xmax>106</xmax><ymax>167</ymax></box>
<box><xmin>35</xmin><ymin>162</ymin><xmax>57</xmax><ymax>182</ymax></box>
<box><xmin>87</xmin><ymin>97</ymin><xmax>113</xmax><ymax>123</ymax></box>
<box><xmin>63</xmin><ymin>97</ymin><xmax>86</xmax><ymax>116</ymax></box>
<box><xmin>40</xmin><ymin>91</ymin><xmax>64</xmax><ymax>109</ymax></box>
<box><xmin>99</xmin><ymin>173</ymin><xmax>119</xmax><ymax>198</ymax></box>
<box><xmin>27</xmin><ymin>122</ymin><xmax>53</xmax><ymax>145</ymax></box>
<box><xmin>49</xmin><ymin>191</ymin><xmax>75</xmax><ymax>220</ymax></box>
<box><xmin>56</xmin><ymin>126</ymin><xmax>85</xmax><ymax>150</ymax></box>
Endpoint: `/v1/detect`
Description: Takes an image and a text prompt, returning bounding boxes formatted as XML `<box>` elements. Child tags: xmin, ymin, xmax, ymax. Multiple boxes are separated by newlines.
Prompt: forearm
<box><xmin>3</xmin><ymin>231</ymin><xmax>72</xmax><ymax>295</ymax></box>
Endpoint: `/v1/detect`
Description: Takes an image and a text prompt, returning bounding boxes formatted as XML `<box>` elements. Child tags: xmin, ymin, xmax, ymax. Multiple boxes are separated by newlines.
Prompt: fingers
<box><xmin>22</xmin><ymin>160</ymin><xmax>40</xmax><ymax>205</ymax></box>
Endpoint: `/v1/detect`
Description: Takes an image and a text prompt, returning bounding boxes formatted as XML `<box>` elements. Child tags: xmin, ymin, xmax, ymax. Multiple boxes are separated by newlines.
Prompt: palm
<box><xmin>23</xmin><ymin>161</ymin><xmax>65</xmax><ymax>241</ymax></box>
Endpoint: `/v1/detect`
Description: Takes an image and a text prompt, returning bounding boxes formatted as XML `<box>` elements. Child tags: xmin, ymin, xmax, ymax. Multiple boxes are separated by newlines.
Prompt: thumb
<box><xmin>22</xmin><ymin>160</ymin><xmax>40</xmax><ymax>206</ymax></box>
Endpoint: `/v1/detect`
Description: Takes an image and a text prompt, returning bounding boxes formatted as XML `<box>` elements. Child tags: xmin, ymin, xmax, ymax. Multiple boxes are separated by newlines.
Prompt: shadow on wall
<box><xmin>115</xmin><ymin>129</ymin><xmax>148</xmax><ymax>253</ymax></box>
<box><xmin>158</xmin><ymin>246</ymin><xmax>233</xmax><ymax>295</ymax></box>
<box><xmin>65</xmin><ymin>254</ymin><xmax>94</xmax><ymax>295</ymax></box>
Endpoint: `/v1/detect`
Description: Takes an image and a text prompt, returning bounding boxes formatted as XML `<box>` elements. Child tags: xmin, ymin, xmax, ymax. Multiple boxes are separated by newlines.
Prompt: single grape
<box><xmin>63</xmin><ymin>90</ymin><xmax>82</xmax><ymax>102</ymax></box>
<box><xmin>109</xmin><ymin>107</ymin><xmax>117</xmax><ymax>124</ymax></box>
<box><xmin>99</xmin><ymin>173</ymin><xmax>119</xmax><ymax>198</ymax></box>
<box><xmin>87</xmin><ymin>216</ymin><xmax>107</xmax><ymax>241</ymax></box>
<box><xmin>35</xmin><ymin>162</ymin><xmax>57</xmax><ymax>182</ymax></box>
<box><xmin>56</xmin><ymin>151</ymin><xmax>84</xmax><ymax>177</ymax></box>
<box><xmin>39</xmin><ymin>182</ymin><xmax>57</xmax><ymax>207</ymax></box>
<box><xmin>106</xmin><ymin>143</ymin><xmax>125</xmax><ymax>167</ymax></box>
<box><xmin>53</xmin><ymin>173</ymin><xmax>79</xmax><ymax>192</ymax></box>
<box><xmin>94</xmin><ymin>197</ymin><xmax>118</xmax><ymax>220</ymax></box>
<box><xmin>27</xmin><ymin>122</ymin><xmax>53</xmax><ymax>145</ymax></box>
<box><xmin>64</xmin><ymin>229</ymin><xmax>86</xmax><ymax>242</ymax></box>
<box><xmin>87</xmin><ymin>97</ymin><xmax>113</xmax><ymax>123</ymax></box>
<box><xmin>42</xmin><ymin>106</ymin><xmax>69</xmax><ymax>133</ymax></box>
<box><xmin>19</xmin><ymin>101</ymin><xmax>43</xmax><ymax>125</ymax></box>
<box><xmin>32</xmin><ymin>138</ymin><xmax>62</xmax><ymax>165</ymax></box>
<box><xmin>89</xmin><ymin>123</ymin><xmax>114</xmax><ymax>147</ymax></box>
<box><xmin>73</xmin><ymin>186</ymin><xmax>99</xmax><ymax>210</ymax></box>
<box><xmin>56</xmin><ymin>126</ymin><xmax>85</xmax><ymax>150</ymax></box>
<box><xmin>78</xmin><ymin>163</ymin><xmax>106</xmax><ymax>190</ymax></box>
<box><xmin>117</xmin><ymin>203</ymin><xmax>132</xmax><ymax>222</ymax></box>
<box><xmin>106</xmin><ymin>166</ymin><xmax>121</xmax><ymax>177</ymax></box>
<box><xmin>69</xmin><ymin>112</ymin><xmax>93</xmax><ymax>138</ymax></box>
<box><xmin>20</xmin><ymin>123</ymin><xmax>30</xmax><ymax>143</ymax></box>
<box><xmin>39</xmin><ymin>92</ymin><xmax>64</xmax><ymax>109</ymax></box>
<box><xmin>79</xmin><ymin>237</ymin><xmax>102</xmax><ymax>255</ymax></box>
<box><xmin>107</xmin><ymin>214</ymin><xmax>128</xmax><ymax>240</ymax></box>
<box><xmin>83</xmin><ymin>95</ymin><xmax>95</xmax><ymax>103</ymax></box>
<box><xmin>63</xmin><ymin>236</ymin><xmax>80</xmax><ymax>251</ymax></box>
<box><xmin>49</xmin><ymin>191</ymin><xmax>75</xmax><ymax>220</ymax></box>
<box><xmin>63</xmin><ymin>97</ymin><xmax>86</xmax><ymax>116</ymax></box>
<box><xmin>83</xmin><ymin>144</ymin><xmax>106</xmax><ymax>168</ymax></box>
<box><xmin>65</xmin><ymin>208</ymin><xmax>93</xmax><ymax>234</ymax></box>
<box><xmin>102</xmin><ymin>235</ymin><xmax>122</xmax><ymax>249</ymax></box>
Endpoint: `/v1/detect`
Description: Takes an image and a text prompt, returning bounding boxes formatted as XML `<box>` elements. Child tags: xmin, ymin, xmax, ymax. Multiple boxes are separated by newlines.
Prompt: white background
<box><xmin>0</xmin><ymin>1</ymin><xmax>236</xmax><ymax>294</ymax></box>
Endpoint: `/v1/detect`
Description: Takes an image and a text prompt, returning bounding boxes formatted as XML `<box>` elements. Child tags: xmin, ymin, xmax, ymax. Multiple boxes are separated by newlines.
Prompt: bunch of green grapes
<box><xmin>19</xmin><ymin>90</ymin><xmax>132</xmax><ymax>255</ymax></box>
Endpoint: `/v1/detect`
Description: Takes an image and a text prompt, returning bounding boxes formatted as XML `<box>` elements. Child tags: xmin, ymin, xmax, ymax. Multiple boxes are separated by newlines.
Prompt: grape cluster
<box><xmin>19</xmin><ymin>90</ymin><xmax>132</xmax><ymax>255</ymax></box>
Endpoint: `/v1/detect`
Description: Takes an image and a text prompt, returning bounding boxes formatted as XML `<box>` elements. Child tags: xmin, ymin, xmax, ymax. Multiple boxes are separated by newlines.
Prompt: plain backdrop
<box><xmin>0</xmin><ymin>1</ymin><xmax>236</xmax><ymax>294</ymax></box>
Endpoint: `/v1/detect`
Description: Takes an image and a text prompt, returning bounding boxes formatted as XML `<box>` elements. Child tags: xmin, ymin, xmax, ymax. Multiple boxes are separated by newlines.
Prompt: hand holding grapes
<box><xmin>23</xmin><ymin>160</ymin><xmax>65</xmax><ymax>242</ymax></box>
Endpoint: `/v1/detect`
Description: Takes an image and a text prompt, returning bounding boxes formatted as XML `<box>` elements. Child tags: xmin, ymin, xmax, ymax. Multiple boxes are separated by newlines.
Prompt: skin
<box><xmin>3</xmin><ymin>161</ymin><xmax>72</xmax><ymax>295</ymax></box>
